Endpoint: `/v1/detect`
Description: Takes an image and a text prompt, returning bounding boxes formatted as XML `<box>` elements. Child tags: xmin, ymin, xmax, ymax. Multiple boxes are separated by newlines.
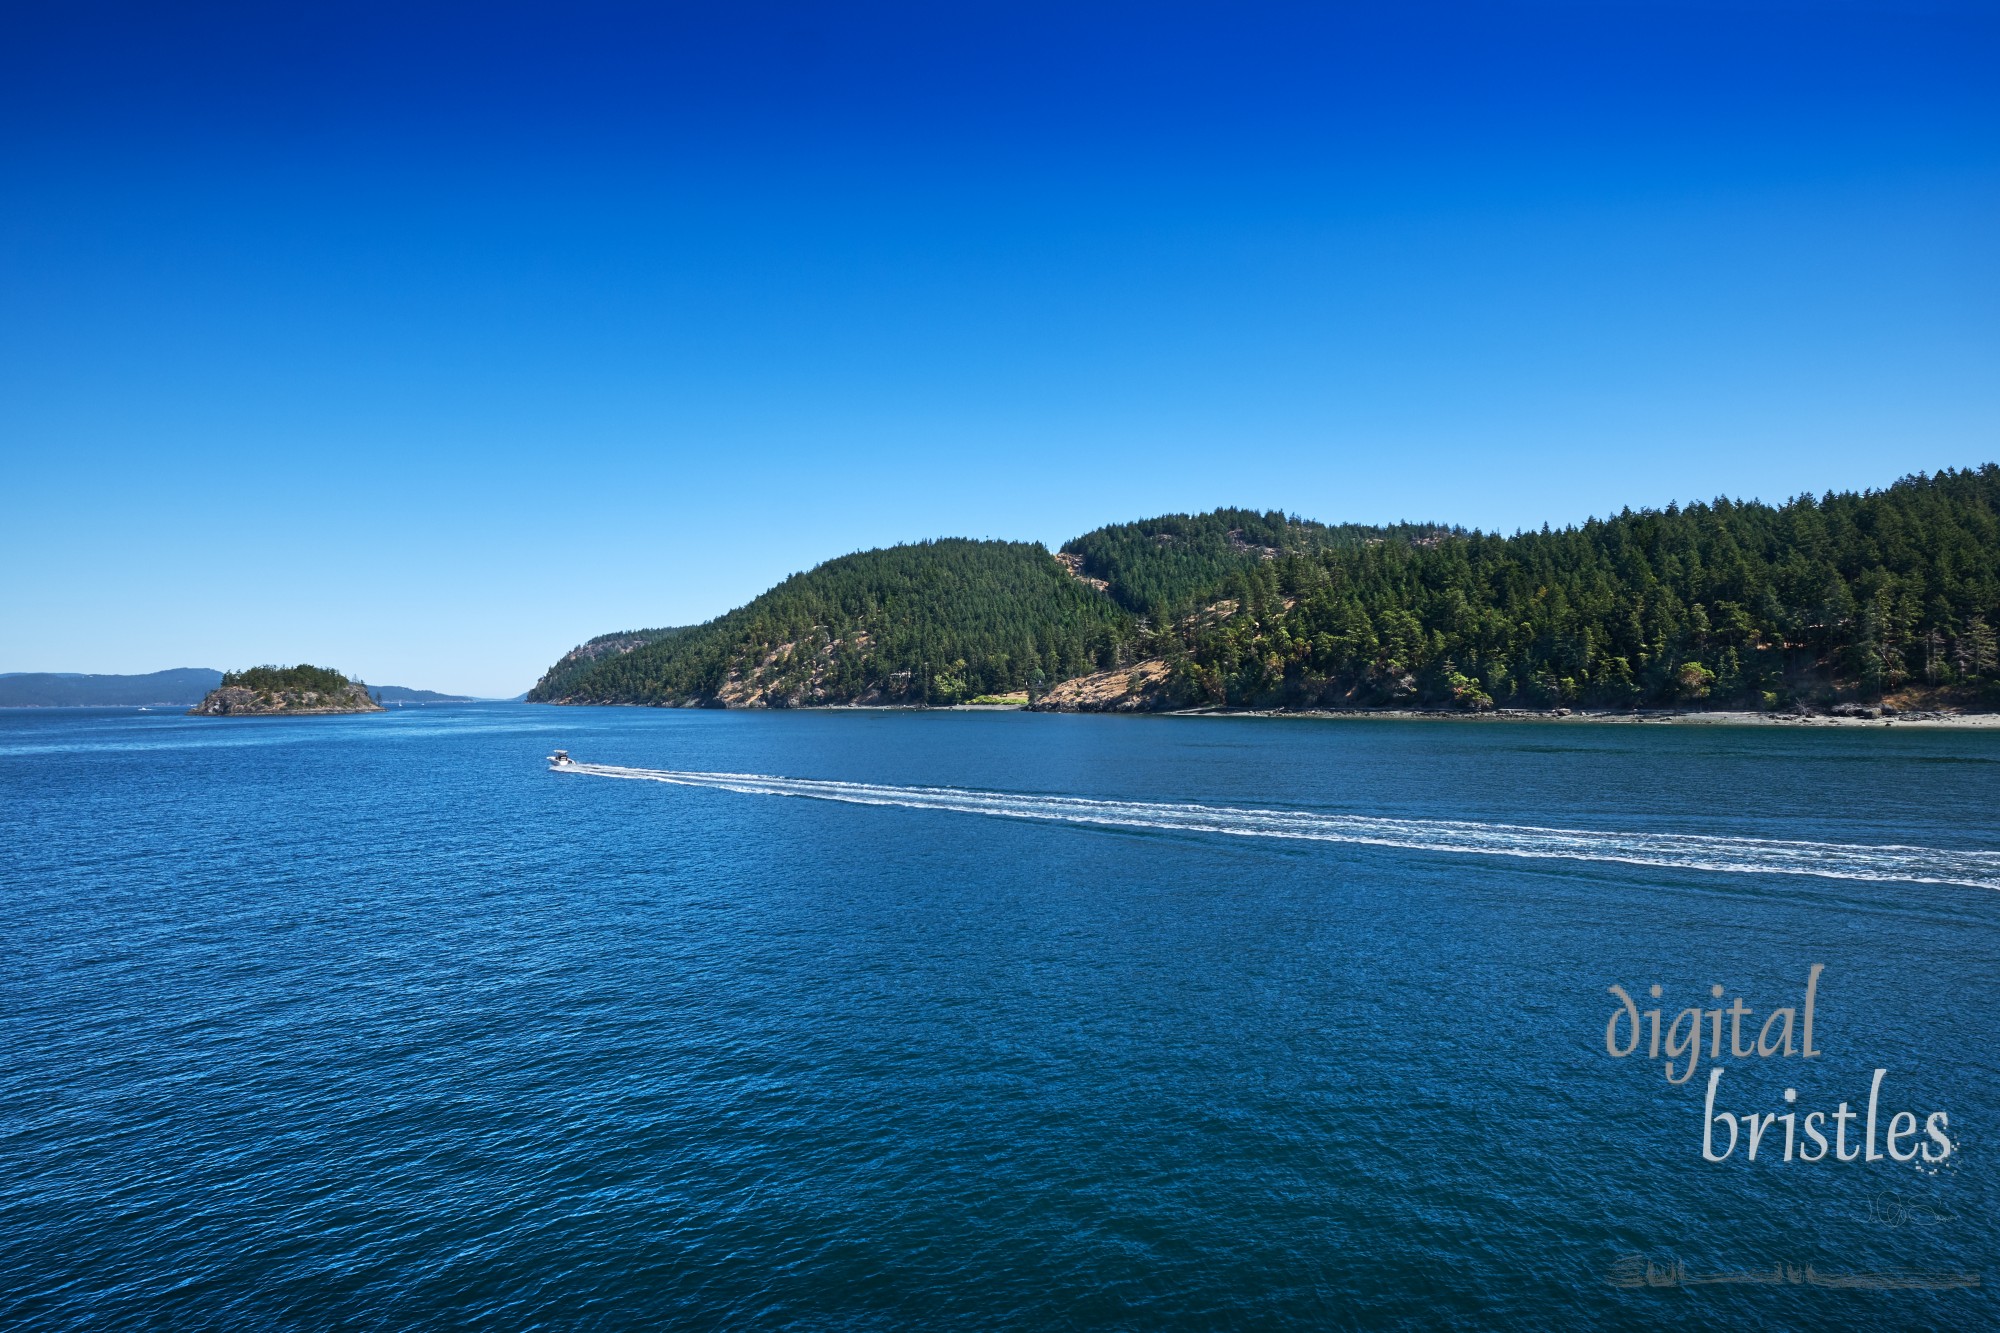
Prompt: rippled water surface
<box><xmin>3</xmin><ymin>705</ymin><xmax>1996</xmax><ymax>1329</ymax></box>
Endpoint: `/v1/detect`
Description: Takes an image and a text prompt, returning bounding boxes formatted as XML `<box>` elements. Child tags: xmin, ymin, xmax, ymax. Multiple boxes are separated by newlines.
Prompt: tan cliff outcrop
<box><xmin>1030</xmin><ymin>659</ymin><xmax>1174</xmax><ymax>712</ymax></box>
<box><xmin>1054</xmin><ymin>551</ymin><xmax>1111</xmax><ymax>593</ymax></box>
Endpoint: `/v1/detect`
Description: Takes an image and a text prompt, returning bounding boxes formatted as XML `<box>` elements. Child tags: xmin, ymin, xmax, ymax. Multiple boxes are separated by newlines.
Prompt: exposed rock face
<box><xmin>553</xmin><ymin>632</ymin><xmax>661</xmax><ymax>672</ymax></box>
<box><xmin>707</xmin><ymin>633</ymin><xmax>903</xmax><ymax>709</ymax></box>
<box><xmin>1054</xmin><ymin>551</ymin><xmax>1111</xmax><ymax>593</ymax></box>
<box><xmin>1030</xmin><ymin>659</ymin><xmax>1174</xmax><ymax>712</ymax></box>
<box><xmin>188</xmin><ymin>682</ymin><xmax>384</xmax><ymax>715</ymax></box>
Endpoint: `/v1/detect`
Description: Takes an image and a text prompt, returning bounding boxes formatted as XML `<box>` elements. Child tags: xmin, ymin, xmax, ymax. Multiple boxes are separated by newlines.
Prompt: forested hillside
<box><xmin>528</xmin><ymin>540</ymin><xmax>1130</xmax><ymax>707</ymax></box>
<box><xmin>1061</xmin><ymin>508</ymin><xmax>1454</xmax><ymax>623</ymax></box>
<box><xmin>532</xmin><ymin>467</ymin><xmax>2000</xmax><ymax>712</ymax></box>
<box><xmin>1154</xmin><ymin>467</ymin><xmax>2000</xmax><ymax>710</ymax></box>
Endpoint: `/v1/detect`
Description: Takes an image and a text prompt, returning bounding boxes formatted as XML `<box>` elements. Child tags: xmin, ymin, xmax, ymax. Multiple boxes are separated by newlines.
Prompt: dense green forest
<box><xmin>532</xmin><ymin>467</ymin><xmax>2000</xmax><ymax>711</ymax></box>
<box><xmin>1154</xmin><ymin>467</ymin><xmax>2000</xmax><ymax>710</ymax></box>
<box><xmin>1061</xmin><ymin>508</ymin><xmax>1454</xmax><ymax>624</ymax></box>
<box><xmin>529</xmin><ymin>540</ymin><xmax>1131</xmax><ymax>706</ymax></box>
<box><xmin>221</xmin><ymin>664</ymin><xmax>357</xmax><ymax>693</ymax></box>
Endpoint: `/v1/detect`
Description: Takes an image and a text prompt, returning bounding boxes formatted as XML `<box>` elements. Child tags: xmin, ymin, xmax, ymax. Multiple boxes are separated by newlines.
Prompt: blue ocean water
<box><xmin>2</xmin><ymin>704</ymin><xmax>1995</xmax><ymax>1330</ymax></box>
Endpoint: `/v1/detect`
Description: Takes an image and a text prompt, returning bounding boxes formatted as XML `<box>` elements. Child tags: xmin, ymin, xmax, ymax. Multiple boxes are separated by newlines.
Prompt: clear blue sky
<box><xmin>5</xmin><ymin>2</ymin><xmax>1996</xmax><ymax>697</ymax></box>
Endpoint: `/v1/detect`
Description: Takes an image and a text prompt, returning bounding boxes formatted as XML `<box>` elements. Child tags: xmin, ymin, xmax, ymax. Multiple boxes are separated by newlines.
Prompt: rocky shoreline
<box><xmin>1142</xmin><ymin>704</ymin><xmax>2000</xmax><ymax>727</ymax></box>
<box><xmin>189</xmin><ymin>682</ymin><xmax>384</xmax><ymax>716</ymax></box>
<box><xmin>535</xmin><ymin>695</ymin><xmax>1998</xmax><ymax>725</ymax></box>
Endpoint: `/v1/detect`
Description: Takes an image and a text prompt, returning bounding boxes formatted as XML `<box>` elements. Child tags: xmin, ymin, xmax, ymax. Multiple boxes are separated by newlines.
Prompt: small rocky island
<box><xmin>189</xmin><ymin>664</ymin><xmax>384</xmax><ymax>716</ymax></box>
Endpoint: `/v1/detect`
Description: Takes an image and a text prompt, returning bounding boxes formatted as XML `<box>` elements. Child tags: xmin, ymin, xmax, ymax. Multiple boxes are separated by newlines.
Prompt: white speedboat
<box><xmin>548</xmin><ymin>749</ymin><xmax>575</xmax><ymax>769</ymax></box>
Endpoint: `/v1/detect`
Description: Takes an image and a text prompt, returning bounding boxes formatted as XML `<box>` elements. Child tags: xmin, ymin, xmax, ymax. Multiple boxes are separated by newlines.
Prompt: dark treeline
<box><xmin>530</xmin><ymin>540</ymin><xmax>1130</xmax><ymax>707</ymax></box>
<box><xmin>221</xmin><ymin>664</ymin><xmax>357</xmax><ymax>693</ymax></box>
<box><xmin>1062</xmin><ymin>508</ymin><xmax>1454</xmax><ymax>625</ymax></box>
<box><xmin>532</xmin><ymin>467</ymin><xmax>2000</xmax><ymax>712</ymax></box>
<box><xmin>1157</xmin><ymin>467</ymin><xmax>2000</xmax><ymax>710</ymax></box>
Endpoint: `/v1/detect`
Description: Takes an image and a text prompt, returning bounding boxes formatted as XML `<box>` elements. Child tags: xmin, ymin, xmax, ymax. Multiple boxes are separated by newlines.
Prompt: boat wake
<box><xmin>556</xmin><ymin>761</ymin><xmax>2000</xmax><ymax>890</ymax></box>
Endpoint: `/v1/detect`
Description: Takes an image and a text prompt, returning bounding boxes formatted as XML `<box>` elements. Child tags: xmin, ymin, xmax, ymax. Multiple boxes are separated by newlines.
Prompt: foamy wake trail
<box><xmin>558</xmin><ymin>762</ymin><xmax>2000</xmax><ymax>890</ymax></box>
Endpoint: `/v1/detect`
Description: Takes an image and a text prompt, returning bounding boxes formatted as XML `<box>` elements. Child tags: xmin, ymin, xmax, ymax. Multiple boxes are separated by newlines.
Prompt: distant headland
<box><xmin>190</xmin><ymin>665</ymin><xmax>383</xmax><ymax>716</ymax></box>
<box><xmin>528</xmin><ymin>465</ymin><xmax>2000</xmax><ymax>718</ymax></box>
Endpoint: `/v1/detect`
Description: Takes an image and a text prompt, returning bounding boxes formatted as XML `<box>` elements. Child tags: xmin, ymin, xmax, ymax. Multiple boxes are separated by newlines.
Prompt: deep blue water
<box><xmin>3</xmin><ymin>704</ymin><xmax>1995</xmax><ymax>1330</ymax></box>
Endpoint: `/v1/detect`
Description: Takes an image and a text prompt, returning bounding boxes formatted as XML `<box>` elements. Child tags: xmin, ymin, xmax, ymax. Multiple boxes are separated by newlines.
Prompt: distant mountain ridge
<box><xmin>531</xmin><ymin>467</ymin><xmax>2000</xmax><ymax>713</ymax></box>
<box><xmin>369</xmin><ymin>686</ymin><xmax>480</xmax><ymax>704</ymax></box>
<box><xmin>0</xmin><ymin>669</ymin><xmax>222</xmax><ymax>707</ymax></box>
<box><xmin>0</xmin><ymin>670</ymin><xmax>479</xmax><ymax>707</ymax></box>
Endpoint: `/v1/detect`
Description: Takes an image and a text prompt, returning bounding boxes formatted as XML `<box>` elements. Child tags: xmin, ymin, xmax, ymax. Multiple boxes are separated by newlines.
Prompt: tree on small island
<box><xmin>191</xmin><ymin>664</ymin><xmax>383</xmax><ymax>716</ymax></box>
<box><xmin>220</xmin><ymin>664</ymin><xmax>356</xmax><ymax>694</ymax></box>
